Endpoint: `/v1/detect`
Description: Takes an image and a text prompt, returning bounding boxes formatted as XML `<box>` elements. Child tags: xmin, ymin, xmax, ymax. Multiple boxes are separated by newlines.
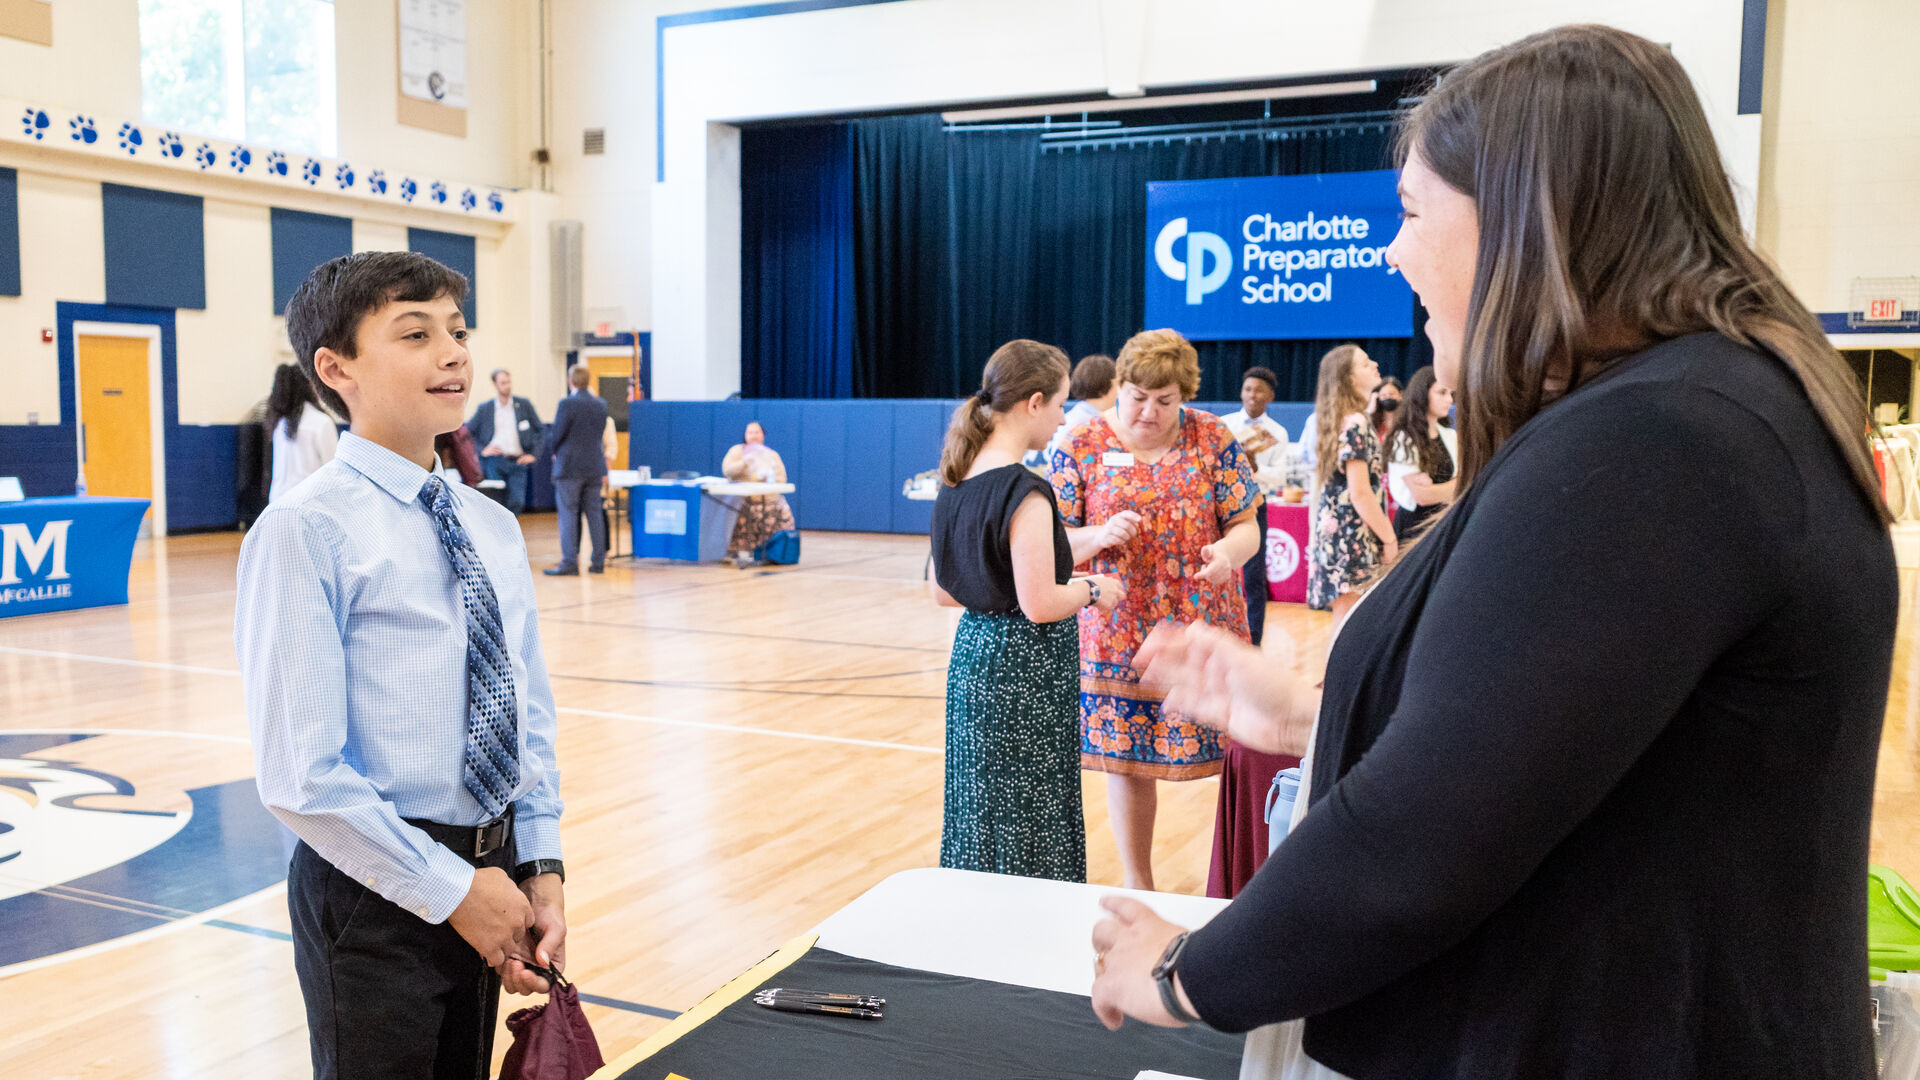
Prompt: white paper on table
<box><xmin>1136</xmin><ymin>1072</ymin><xmax>1208</xmax><ymax>1080</ymax></box>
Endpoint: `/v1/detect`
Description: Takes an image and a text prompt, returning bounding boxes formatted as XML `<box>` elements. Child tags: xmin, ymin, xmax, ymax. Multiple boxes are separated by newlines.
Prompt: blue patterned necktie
<box><xmin>420</xmin><ymin>477</ymin><xmax>520</xmax><ymax>819</ymax></box>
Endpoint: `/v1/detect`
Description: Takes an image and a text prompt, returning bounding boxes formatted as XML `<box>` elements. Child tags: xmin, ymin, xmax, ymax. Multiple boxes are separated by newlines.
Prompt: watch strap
<box><xmin>512</xmin><ymin>858</ymin><xmax>565</xmax><ymax>884</ymax></box>
<box><xmin>1153</xmin><ymin>931</ymin><xmax>1201</xmax><ymax>1025</ymax></box>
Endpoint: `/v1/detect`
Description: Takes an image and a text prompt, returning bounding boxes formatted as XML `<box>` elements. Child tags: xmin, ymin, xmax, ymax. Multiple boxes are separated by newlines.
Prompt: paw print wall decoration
<box><xmin>116</xmin><ymin>123</ymin><xmax>143</xmax><ymax>155</ymax></box>
<box><xmin>69</xmin><ymin>115</ymin><xmax>97</xmax><ymax>143</ymax></box>
<box><xmin>20</xmin><ymin>108</ymin><xmax>49</xmax><ymax>140</ymax></box>
<box><xmin>301</xmin><ymin>158</ymin><xmax>322</xmax><ymax>185</ymax></box>
<box><xmin>157</xmin><ymin>132</ymin><xmax>185</xmax><ymax>159</ymax></box>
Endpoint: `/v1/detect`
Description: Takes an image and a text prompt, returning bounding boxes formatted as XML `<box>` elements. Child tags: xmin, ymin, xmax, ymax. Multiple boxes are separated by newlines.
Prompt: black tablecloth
<box><xmin>621</xmin><ymin>947</ymin><xmax>1245</xmax><ymax>1080</ymax></box>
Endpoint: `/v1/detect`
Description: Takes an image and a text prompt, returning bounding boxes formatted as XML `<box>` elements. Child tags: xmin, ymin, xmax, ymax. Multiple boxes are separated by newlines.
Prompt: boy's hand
<box><xmin>448</xmin><ymin>866</ymin><xmax>535</xmax><ymax>968</ymax></box>
<box><xmin>501</xmin><ymin>875</ymin><xmax>567</xmax><ymax>995</ymax></box>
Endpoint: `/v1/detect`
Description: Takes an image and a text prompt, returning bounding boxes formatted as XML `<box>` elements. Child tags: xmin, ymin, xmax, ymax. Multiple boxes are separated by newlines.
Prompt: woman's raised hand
<box><xmin>1136</xmin><ymin>622</ymin><xmax>1312</xmax><ymax>757</ymax></box>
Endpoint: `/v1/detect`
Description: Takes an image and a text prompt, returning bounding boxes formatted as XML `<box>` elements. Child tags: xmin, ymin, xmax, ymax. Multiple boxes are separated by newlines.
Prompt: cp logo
<box><xmin>1154</xmin><ymin>217</ymin><xmax>1231</xmax><ymax>305</ymax></box>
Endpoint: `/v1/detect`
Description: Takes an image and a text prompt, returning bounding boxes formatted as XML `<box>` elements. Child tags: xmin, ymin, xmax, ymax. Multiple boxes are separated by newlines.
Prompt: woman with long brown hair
<box><xmin>929</xmin><ymin>340</ymin><xmax>1124</xmax><ymax>881</ymax></box>
<box><xmin>1306</xmin><ymin>344</ymin><xmax>1396</xmax><ymax>617</ymax></box>
<box><xmin>1088</xmin><ymin>25</ymin><xmax>1895</xmax><ymax>1079</ymax></box>
<box><xmin>1383</xmin><ymin>365</ymin><xmax>1457</xmax><ymax>538</ymax></box>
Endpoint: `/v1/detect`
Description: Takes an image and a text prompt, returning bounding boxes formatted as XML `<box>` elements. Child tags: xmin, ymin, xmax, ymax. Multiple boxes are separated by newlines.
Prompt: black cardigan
<box><xmin>1179</xmin><ymin>333</ymin><xmax>1896</xmax><ymax>1079</ymax></box>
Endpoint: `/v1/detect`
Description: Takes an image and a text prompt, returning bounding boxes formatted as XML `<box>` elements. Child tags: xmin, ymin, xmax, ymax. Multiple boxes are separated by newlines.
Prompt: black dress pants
<box><xmin>289</xmin><ymin>836</ymin><xmax>515</xmax><ymax>1080</ymax></box>
<box><xmin>1240</xmin><ymin>500</ymin><xmax>1269</xmax><ymax>646</ymax></box>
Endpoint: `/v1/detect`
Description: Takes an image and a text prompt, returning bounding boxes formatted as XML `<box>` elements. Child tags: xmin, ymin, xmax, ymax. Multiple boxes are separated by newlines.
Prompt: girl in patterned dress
<box><xmin>1307</xmin><ymin>344</ymin><xmax>1396</xmax><ymax>619</ymax></box>
<box><xmin>929</xmin><ymin>340</ymin><xmax>1126</xmax><ymax>881</ymax></box>
<box><xmin>1050</xmin><ymin>329</ymin><xmax>1263</xmax><ymax>891</ymax></box>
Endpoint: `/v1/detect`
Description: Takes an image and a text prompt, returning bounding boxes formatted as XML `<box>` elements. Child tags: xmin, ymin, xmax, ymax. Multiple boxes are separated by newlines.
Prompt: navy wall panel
<box><xmin>406</xmin><ymin>228</ymin><xmax>478</xmax><ymax>327</ymax></box>
<box><xmin>889</xmin><ymin>399</ymin><xmax>951</xmax><ymax>534</ymax></box>
<box><xmin>0</xmin><ymin>167</ymin><xmax>18</xmax><ymax>296</ymax></box>
<box><xmin>270</xmin><ymin>208</ymin><xmax>353</xmax><ymax>315</ymax></box>
<box><xmin>102</xmin><ymin>184</ymin><xmax>205</xmax><ymax>310</ymax></box>
<box><xmin>841</xmin><ymin>402</ymin><xmax>892</xmax><ymax>533</ymax></box>
<box><xmin>0</xmin><ymin>425</ymin><xmax>76</xmax><ymax>496</ymax></box>
<box><xmin>166</xmin><ymin>425</ymin><xmax>238</xmax><ymax>531</ymax></box>
<box><xmin>797</xmin><ymin>402</ymin><xmax>847</xmax><ymax>531</ymax></box>
<box><xmin>665</xmin><ymin>405</ymin><xmax>714</xmax><ymax>477</ymax></box>
<box><xmin>628</xmin><ymin>401</ymin><xmax>671</xmax><ymax>473</ymax></box>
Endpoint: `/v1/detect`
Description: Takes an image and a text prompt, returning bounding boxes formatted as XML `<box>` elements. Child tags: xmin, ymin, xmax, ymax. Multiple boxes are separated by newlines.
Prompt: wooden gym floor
<box><xmin>0</xmin><ymin>517</ymin><xmax>1915</xmax><ymax>1079</ymax></box>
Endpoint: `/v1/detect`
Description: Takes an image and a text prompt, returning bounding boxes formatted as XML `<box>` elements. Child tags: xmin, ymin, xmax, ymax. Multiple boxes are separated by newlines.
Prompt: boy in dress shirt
<box><xmin>235</xmin><ymin>251</ymin><xmax>567</xmax><ymax>1080</ymax></box>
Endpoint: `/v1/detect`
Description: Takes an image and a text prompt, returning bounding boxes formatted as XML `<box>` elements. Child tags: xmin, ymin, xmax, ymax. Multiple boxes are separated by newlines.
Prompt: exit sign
<box><xmin>1866</xmin><ymin>298</ymin><xmax>1905</xmax><ymax>321</ymax></box>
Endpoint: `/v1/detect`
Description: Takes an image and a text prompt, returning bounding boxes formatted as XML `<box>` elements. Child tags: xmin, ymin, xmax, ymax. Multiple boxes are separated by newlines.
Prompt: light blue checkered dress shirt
<box><xmin>236</xmin><ymin>433</ymin><xmax>563</xmax><ymax>924</ymax></box>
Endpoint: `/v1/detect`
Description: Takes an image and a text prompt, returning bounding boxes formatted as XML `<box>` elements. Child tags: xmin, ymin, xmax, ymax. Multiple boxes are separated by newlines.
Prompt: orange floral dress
<box><xmin>1050</xmin><ymin>409</ymin><xmax>1261</xmax><ymax>780</ymax></box>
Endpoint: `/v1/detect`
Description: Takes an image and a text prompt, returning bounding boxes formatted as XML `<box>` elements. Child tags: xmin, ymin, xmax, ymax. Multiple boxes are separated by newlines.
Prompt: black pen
<box><xmin>758</xmin><ymin>988</ymin><xmax>886</xmax><ymax>1008</ymax></box>
<box><xmin>753</xmin><ymin>995</ymin><xmax>883</xmax><ymax>1020</ymax></box>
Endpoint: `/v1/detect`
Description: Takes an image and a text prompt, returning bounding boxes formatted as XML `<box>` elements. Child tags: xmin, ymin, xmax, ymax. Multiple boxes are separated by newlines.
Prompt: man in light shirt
<box><xmin>465</xmin><ymin>368</ymin><xmax>543</xmax><ymax>513</ymax></box>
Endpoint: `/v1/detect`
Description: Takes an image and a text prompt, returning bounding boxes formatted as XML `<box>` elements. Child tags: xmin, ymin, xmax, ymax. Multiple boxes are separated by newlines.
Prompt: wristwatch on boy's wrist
<box><xmin>1152</xmin><ymin>931</ymin><xmax>1201</xmax><ymax>1024</ymax></box>
<box><xmin>1084</xmin><ymin>578</ymin><xmax>1100</xmax><ymax>607</ymax></box>
<box><xmin>512</xmin><ymin>859</ymin><xmax>565</xmax><ymax>884</ymax></box>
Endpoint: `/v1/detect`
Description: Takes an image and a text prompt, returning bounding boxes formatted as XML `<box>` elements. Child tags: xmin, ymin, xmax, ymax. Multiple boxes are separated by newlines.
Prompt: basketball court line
<box><xmin>0</xmin><ymin>647</ymin><xmax>945</xmax><ymax>755</ymax></box>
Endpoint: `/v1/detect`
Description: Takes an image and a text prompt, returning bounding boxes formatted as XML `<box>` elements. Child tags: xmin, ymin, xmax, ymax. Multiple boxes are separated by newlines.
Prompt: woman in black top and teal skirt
<box><xmin>930</xmin><ymin>340</ymin><xmax>1126</xmax><ymax>882</ymax></box>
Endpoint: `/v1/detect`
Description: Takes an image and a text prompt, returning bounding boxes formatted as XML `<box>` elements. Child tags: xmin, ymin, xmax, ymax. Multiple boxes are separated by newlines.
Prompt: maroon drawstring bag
<box><xmin>499</xmin><ymin>968</ymin><xmax>605</xmax><ymax>1080</ymax></box>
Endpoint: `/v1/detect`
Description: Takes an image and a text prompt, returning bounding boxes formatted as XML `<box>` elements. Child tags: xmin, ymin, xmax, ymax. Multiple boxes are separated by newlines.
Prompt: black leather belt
<box><xmin>407</xmin><ymin>808</ymin><xmax>513</xmax><ymax>861</ymax></box>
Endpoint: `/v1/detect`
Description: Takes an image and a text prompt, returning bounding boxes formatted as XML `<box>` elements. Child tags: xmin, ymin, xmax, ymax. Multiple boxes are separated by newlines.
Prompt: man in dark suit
<box><xmin>465</xmin><ymin>368</ymin><xmax>544</xmax><ymax>514</ymax></box>
<box><xmin>544</xmin><ymin>364</ymin><xmax>609</xmax><ymax>575</ymax></box>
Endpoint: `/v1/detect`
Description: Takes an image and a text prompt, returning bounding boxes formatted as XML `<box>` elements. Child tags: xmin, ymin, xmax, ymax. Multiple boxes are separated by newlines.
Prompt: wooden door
<box><xmin>77</xmin><ymin>334</ymin><xmax>153</xmax><ymax>508</ymax></box>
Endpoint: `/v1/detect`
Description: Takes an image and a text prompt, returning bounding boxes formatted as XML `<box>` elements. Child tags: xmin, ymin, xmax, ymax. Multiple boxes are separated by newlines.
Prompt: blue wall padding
<box><xmin>270</xmin><ymin>208</ymin><xmax>353</xmax><ymax>314</ymax></box>
<box><xmin>629</xmin><ymin>399</ymin><xmax>1317</xmax><ymax>536</ymax></box>
<box><xmin>102</xmin><ymin>183</ymin><xmax>205</xmax><ymax>310</ymax></box>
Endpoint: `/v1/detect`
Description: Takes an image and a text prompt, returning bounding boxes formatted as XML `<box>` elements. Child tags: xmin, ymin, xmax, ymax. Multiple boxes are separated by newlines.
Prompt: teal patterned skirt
<box><xmin>942</xmin><ymin>609</ymin><xmax>1086</xmax><ymax>882</ymax></box>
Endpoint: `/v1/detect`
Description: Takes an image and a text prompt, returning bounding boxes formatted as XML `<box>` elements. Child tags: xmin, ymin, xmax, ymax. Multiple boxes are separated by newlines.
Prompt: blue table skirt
<box><xmin>0</xmin><ymin>496</ymin><xmax>150</xmax><ymax>617</ymax></box>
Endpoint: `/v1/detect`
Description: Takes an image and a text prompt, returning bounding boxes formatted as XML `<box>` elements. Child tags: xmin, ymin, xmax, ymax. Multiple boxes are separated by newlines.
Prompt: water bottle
<box><xmin>1265</xmin><ymin>767</ymin><xmax>1303</xmax><ymax>854</ymax></box>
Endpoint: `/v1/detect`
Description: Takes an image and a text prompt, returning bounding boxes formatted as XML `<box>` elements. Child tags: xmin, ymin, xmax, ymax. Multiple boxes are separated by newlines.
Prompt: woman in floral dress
<box><xmin>1307</xmin><ymin>345</ymin><xmax>1397</xmax><ymax>618</ymax></box>
<box><xmin>1050</xmin><ymin>329</ymin><xmax>1263</xmax><ymax>891</ymax></box>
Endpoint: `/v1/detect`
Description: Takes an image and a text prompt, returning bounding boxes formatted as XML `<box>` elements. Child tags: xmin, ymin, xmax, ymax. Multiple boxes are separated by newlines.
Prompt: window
<box><xmin>139</xmin><ymin>0</ymin><xmax>338</xmax><ymax>159</ymax></box>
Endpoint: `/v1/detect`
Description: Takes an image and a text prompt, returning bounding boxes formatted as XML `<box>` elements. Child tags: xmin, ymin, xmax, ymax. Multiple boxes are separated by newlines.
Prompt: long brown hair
<box><xmin>1314</xmin><ymin>344</ymin><xmax>1372</xmax><ymax>487</ymax></box>
<box><xmin>1403</xmin><ymin>25</ymin><xmax>1885</xmax><ymax>520</ymax></box>
<box><xmin>940</xmin><ymin>339</ymin><xmax>1069</xmax><ymax>485</ymax></box>
<box><xmin>1386</xmin><ymin>365</ymin><xmax>1449</xmax><ymax>476</ymax></box>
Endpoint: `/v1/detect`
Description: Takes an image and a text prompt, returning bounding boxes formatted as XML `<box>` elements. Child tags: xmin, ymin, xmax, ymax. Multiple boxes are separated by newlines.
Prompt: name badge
<box><xmin>519</xmin><ymin>419</ymin><xmax>531</xmax><ymax>430</ymax></box>
<box><xmin>1102</xmin><ymin>451</ymin><xmax>1135</xmax><ymax>467</ymax></box>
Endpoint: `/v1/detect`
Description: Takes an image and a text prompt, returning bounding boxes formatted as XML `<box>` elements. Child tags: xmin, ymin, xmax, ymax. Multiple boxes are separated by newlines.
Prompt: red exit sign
<box><xmin>1866</xmin><ymin>298</ymin><xmax>1905</xmax><ymax>321</ymax></box>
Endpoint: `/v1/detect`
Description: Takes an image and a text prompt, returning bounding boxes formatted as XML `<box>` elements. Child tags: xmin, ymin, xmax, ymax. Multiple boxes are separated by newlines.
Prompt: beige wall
<box><xmin>1757</xmin><ymin>0</ymin><xmax>1920</xmax><ymax>315</ymax></box>
<box><xmin>0</xmin><ymin>0</ymin><xmax>559</xmax><ymax>429</ymax></box>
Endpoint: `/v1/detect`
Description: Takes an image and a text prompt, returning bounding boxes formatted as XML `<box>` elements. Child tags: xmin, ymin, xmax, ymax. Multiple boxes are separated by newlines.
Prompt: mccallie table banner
<box><xmin>0</xmin><ymin>496</ymin><xmax>149</xmax><ymax>617</ymax></box>
<box><xmin>1145</xmin><ymin>170</ymin><xmax>1414</xmax><ymax>341</ymax></box>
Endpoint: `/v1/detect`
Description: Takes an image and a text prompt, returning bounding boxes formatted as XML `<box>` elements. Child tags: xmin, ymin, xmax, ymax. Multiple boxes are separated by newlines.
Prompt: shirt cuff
<box><xmin>513</xmin><ymin>811</ymin><xmax>563</xmax><ymax>865</ymax></box>
<box><xmin>407</xmin><ymin>845</ymin><xmax>478</xmax><ymax>925</ymax></box>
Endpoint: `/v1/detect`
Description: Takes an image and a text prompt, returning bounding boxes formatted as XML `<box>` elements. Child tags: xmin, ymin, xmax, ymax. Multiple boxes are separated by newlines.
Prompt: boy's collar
<box><xmin>336</xmin><ymin>432</ymin><xmax>434</xmax><ymax>504</ymax></box>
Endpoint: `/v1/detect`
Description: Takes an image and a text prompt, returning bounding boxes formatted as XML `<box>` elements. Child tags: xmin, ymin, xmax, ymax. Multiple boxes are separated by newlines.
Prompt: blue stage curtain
<box><xmin>740</xmin><ymin>124</ymin><xmax>856</xmax><ymax>398</ymax></box>
<box><xmin>740</xmin><ymin>113</ymin><xmax>1430</xmax><ymax>400</ymax></box>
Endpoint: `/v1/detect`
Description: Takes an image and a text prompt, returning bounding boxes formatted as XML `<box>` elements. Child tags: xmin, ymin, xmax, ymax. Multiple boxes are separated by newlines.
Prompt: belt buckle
<box><xmin>473</xmin><ymin>817</ymin><xmax>502</xmax><ymax>859</ymax></box>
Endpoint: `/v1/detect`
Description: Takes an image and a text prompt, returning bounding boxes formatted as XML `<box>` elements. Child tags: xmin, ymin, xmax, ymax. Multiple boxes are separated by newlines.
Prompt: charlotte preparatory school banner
<box><xmin>1145</xmin><ymin>170</ymin><xmax>1413</xmax><ymax>341</ymax></box>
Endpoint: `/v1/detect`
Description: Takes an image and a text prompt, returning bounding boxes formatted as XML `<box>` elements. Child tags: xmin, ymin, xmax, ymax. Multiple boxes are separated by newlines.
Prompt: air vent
<box><xmin>583</xmin><ymin>128</ymin><xmax>606</xmax><ymax>155</ymax></box>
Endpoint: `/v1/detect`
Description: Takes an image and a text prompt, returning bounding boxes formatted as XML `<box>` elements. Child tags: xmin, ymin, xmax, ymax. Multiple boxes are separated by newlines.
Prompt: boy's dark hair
<box><xmin>1243</xmin><ymin>366</ymin><xmax>1280</xmax><ymax>395</ymax></box>
<box><xmin>284</xmin><ymin>251</ymin><xmax>468</xmax><ymax>420</ymax></box>
<box><xmin>1069</xmin><ymin>353</ymin><xmax>1115</xmax><ymax>400</ymax></box>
